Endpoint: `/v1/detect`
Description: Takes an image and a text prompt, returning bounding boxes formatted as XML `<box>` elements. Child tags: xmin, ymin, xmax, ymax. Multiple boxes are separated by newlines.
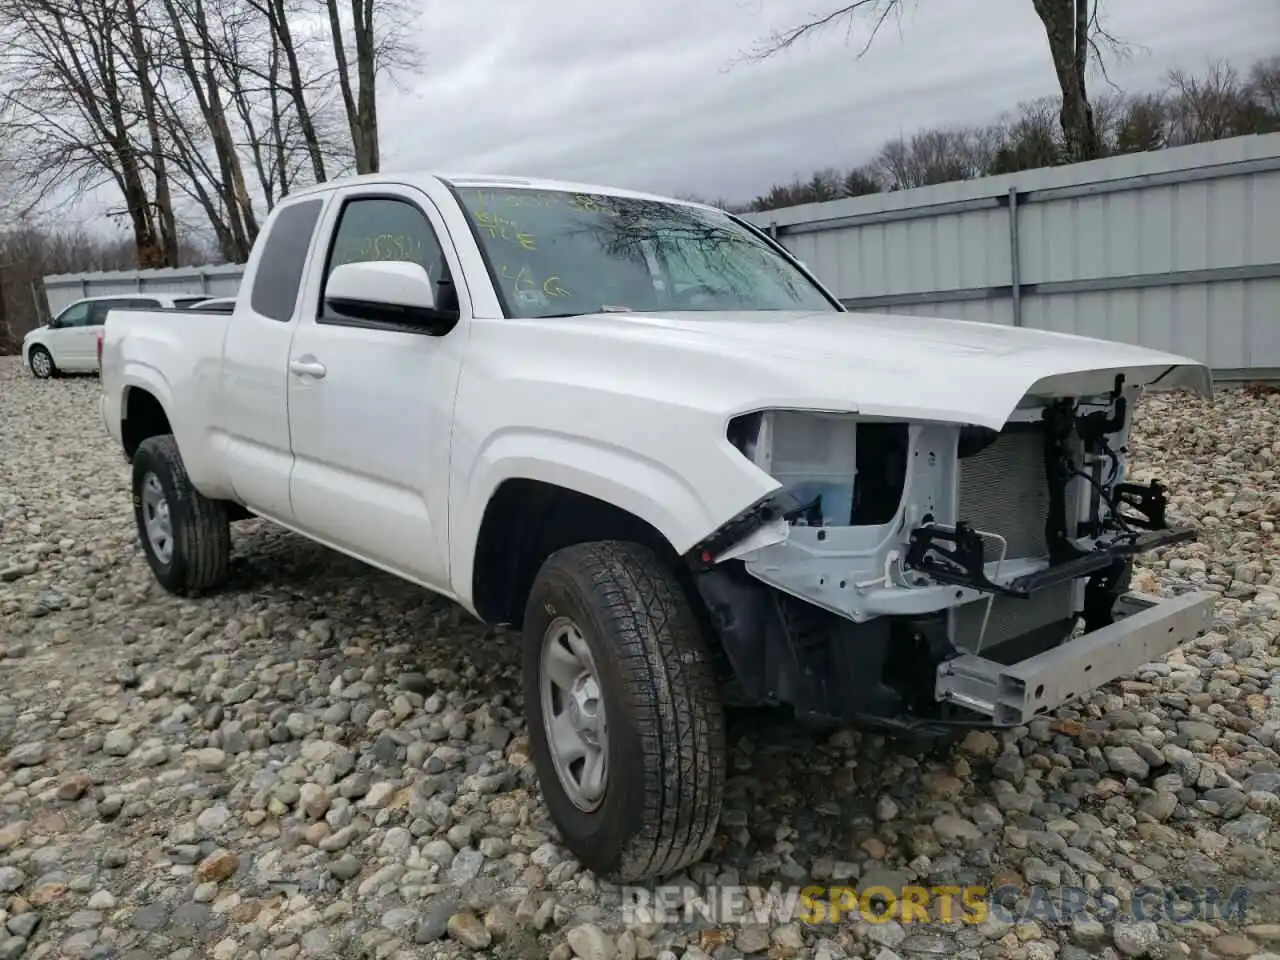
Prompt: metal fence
<box><xmin>741</xmin><ymin>133</ymin><xmax>1280</xmax><ymax>381</ymax></box>
<box><xmin>38</xmin><ymin>133</ymin><xmax>1280</xmax><ymax>378</ymax></box>
<box><xmin>40</xmin><ymin>264</ymin><xmax>245</xmax><ymax>319</ymax></box>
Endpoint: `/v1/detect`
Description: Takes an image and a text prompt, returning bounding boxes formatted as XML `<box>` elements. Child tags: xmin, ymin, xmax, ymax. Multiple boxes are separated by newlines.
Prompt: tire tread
<box><xmin>134</xmin><ymin>435</ymin><xmax>231</xmax><ymax>595</ymax></box>
<box><xmin>546</xmin><ymin>540</ymin><xmax>726</xmax><ymax>881</ymax></box>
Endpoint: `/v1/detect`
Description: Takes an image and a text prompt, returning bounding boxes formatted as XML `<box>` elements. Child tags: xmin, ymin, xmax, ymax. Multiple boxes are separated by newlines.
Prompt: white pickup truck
<box><xmin>99</xmin><ymin>171</ymin><xmax>1216</xmax><ymax>883</ymax></box>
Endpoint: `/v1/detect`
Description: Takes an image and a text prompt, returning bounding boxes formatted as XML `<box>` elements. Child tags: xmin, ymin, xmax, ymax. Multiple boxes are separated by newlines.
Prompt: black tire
<box><xmin>522</xmin><ymin>540</ymin><xmax>727</xmax><ymax>882</ymax></box>
<box><xmin>28</xmin><ymin>345</ymin><xmax>56</xmax><ymax>379</ymax></box>
<box><xmin>131</xmin><ymin>434</ymin><xmax>231</xmax><ymax>596</ymax></box>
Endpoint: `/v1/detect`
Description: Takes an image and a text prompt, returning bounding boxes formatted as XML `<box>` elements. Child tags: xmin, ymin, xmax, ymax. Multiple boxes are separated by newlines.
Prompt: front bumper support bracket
<box><xmin>935</xmin><ymin>590</ymin><xmax>1215</xmax><ymax>724</ymax></box>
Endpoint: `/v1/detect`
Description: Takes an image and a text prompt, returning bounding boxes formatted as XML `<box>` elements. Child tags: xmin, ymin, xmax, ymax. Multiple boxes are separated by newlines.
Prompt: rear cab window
<box><xmin>250</xmin><ymin>198</ymin><xmax>325</xmax><ymax>322</ymax></box>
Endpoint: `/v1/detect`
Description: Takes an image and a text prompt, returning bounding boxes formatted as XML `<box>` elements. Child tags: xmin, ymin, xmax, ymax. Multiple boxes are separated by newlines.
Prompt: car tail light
<box><xmin>97</xmin><ymin>331</ymin><xmax>104</xmax><ymax>365</ymax></box>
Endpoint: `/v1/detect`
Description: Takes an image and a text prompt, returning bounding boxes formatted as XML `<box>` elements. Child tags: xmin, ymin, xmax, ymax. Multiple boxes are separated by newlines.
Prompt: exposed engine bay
<box><xmin>688</xmin><ymin>374</ymin><xmax>1214</xmax><ymax>732</ymax></box>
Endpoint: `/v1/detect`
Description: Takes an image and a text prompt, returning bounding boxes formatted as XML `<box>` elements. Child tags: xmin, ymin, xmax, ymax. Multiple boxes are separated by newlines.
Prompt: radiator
<box><xmin>950</xmin><ymin>423</ymin><xmax>1074</xmax><ymax>654</ymax></box>
<box><xmin>956</xmin><ymin>424</ymin><xmax>1051</xmax><ymax>560</ymax></box>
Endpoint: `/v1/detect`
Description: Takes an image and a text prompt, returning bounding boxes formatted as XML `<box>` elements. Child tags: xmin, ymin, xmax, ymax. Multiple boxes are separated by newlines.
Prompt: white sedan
<box><xmin>22</xmin><ymin>292</ymin><xmax>212</xmax><ymax>378</ymax></box>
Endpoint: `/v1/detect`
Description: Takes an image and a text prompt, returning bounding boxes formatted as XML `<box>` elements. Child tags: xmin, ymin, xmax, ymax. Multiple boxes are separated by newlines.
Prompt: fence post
<box><xmin>1008</xmin><ymin>186</ymin><xmax>1022</xmax><ymax>327</ymax></box>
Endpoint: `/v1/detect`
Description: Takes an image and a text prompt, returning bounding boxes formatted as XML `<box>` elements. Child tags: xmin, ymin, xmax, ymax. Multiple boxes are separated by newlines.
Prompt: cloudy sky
<box><xmin>379</xmin><ymin>0</ymin><xmax>1277</xmax><ymax>204</ymax></box>
<box><xmin>50</xmin><ymin>0</ymin><xmax>1277</xmax><ymax>232</ymax></box>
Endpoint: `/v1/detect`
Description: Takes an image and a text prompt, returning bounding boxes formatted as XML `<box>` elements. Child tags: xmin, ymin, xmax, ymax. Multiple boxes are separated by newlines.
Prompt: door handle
<box><xmin>289</xmin><ymin>358</ymin><xmax>327</xmax><ymax>379</ymax></box>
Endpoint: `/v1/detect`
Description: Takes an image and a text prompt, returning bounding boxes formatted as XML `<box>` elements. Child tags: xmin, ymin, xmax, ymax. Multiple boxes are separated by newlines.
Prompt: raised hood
<box><xmin>513</xmin><ymin>309</ymin><xmax>1212</xmax><ymax>430</ymax></box>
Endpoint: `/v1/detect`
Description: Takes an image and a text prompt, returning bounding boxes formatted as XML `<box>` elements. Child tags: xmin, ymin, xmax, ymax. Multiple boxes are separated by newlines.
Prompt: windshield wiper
<box><xmin>532</xmin><ymin>303</ymin><xmax>638</xmax><ymax>320</ymax></box>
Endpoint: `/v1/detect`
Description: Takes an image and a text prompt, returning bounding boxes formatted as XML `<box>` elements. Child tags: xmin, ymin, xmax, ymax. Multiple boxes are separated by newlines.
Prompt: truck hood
<box><xmin>517</xmin><ymin>309</ymin><xmax>1212</xmax><ymax>429</ymax></box>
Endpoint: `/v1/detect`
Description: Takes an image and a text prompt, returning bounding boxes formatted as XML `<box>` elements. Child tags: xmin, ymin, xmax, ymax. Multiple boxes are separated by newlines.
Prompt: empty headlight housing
<box><xmin>728</xmin><ymin>410</ymin><xmax>860</xmax><ymax>527</ymax></box>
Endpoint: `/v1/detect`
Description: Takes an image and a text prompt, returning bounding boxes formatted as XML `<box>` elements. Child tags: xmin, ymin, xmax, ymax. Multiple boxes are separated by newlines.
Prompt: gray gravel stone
<box><xmin>2</xmin><ymin>362</ymin><xmax>1280</xmax><ymax>959</ymax></box>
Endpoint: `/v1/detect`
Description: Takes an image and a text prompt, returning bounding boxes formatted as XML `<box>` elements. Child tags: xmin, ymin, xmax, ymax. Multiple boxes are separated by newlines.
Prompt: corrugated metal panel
<box><xmin>41</xmin><ymin>264</ymin><xmax>244</xmax><ymax>317</ymax></box>
<box><xmin>745</xmin><ymin>133</ymin><xmax>1280</xmax><ymax>377</ymax></box>
<box><xmin>38</xmin><ymin>136</ymin><xmax>1280</xmax><ymax>378</ymax></box>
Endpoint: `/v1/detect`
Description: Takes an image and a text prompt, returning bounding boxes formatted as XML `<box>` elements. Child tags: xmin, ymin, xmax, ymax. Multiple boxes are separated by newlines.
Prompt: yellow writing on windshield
<box><xmin>473</xmin><ymin>209</ymin><xmax>537</xmax><ymax>250</ymax></box>
<box><xmin>499</xmin><ymin>263</ymin><xmax>569</xmax><ymax>299</ymax></box>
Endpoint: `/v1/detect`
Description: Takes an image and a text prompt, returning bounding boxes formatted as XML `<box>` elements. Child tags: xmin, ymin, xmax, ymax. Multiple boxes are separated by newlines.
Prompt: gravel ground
<box><xmin>1</xmin><ymin>354</ymin><xmax>1279</xmax><ymax>960</ymax></box>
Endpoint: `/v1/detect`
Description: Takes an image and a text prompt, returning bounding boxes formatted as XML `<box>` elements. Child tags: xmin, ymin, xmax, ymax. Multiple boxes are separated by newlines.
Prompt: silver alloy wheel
<box><xmin>30</xmin><ymin>350</ymin><xmax>51</xmax><ymax>377</ymax></box>
<box><xmin>140</xmin><ymin>472</ymin><xmax>174</xmax><ymax>564</ymax></box>
<box><xmin>540</xmin><ymin>616</ymin><xmax>608</xmax><ymax>811</ymax></box>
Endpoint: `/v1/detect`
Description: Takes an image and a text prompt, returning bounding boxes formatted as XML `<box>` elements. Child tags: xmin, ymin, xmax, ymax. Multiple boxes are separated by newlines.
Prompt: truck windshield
<box><xmin>451</xmin><ymin>186</ymin><xmax>837</xmax><ymax>319</ymax></box>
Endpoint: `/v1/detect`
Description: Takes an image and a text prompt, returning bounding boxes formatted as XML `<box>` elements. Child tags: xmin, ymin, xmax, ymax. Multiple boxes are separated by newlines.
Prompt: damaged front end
<box><xmin>688</xmin><ymin>374</ymin><xmax>1215</xmax><ymax>733</ymax></box>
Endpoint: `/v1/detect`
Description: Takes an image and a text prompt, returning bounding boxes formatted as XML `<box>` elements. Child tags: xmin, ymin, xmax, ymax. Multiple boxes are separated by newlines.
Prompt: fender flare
<box><xmin>120</xmin><ymin>364</ymin><xmax>177</xmax><ymax>432</ymax></box>
<box><xmin>451</xmin><ymin>429</ymin><xmax>770</xmax><ymax>607</ymax></box>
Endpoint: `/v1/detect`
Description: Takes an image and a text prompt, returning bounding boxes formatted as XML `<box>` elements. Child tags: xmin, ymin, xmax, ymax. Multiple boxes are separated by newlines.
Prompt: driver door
<box><xmin>285</xmin><ymin>186</ymin><xmax>469</xmax><ymax>591</ymax></box>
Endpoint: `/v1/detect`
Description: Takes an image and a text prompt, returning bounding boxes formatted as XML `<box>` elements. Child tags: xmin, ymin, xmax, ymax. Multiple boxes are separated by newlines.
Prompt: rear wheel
<box><xmin>522</xmin><ymin>540</ymin><xmax>726</xmax><ymax>882</ymax></box>
<box><xmin>131</xmin><ymin>435</ymin><xmax>231</xmax><ymax>595</ymax></box>
<box><xmin>28</xmin><ymin>346</ymin><xmax>55</xmax><ymax>379</ymax></box>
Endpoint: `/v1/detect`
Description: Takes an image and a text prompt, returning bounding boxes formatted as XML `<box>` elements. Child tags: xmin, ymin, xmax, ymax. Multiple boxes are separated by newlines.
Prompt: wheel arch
<box><xmin>470</xmin><ymin>478</ymin><xmax>687</xmax><ymax>627</ymax></box>
<box><xmin>455</xmin><ymin>433</ymin><xmax>775</xmax><ymax>623</ymax></box>
<box><xmin>121</xmin><ymin>384</ymin><xmax>175</xmax><ymax>460</ymax></box>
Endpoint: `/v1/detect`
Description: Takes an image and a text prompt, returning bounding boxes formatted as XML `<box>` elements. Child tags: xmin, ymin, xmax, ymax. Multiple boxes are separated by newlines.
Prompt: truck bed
<box><xmin>99</xmin><ymin>308</ymin><xmax>234</xmax><ymax>458</ymax></box>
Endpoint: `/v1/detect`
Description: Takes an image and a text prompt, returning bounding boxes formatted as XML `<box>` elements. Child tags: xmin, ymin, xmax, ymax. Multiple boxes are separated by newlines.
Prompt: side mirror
<box><xmin>324</xmin><ymin>261</ymin><xmax>456</xmax><ymax>334</ymax></box>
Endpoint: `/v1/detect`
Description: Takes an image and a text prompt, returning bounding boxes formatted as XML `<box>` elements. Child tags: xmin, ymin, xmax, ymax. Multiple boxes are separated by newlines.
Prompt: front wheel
<box><xmin>28</xmin><ymin>346</ymin><xmax>55</xmax><ymax>379</ymax></box>
<box><xmin>131</xmin><ymin>434</ymin><xmax>231</xmax><ymax>596</ymax></box>
<box><xmin>522</xmin><ymin>541</ymin><xmax>727</xmax><ymax>882</ymax></box>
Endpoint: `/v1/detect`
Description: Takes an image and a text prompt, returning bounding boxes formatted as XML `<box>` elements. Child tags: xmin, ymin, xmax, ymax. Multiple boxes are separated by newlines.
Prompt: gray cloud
<box><xmin>50</xmin><ymin>0</ymin><xmax>1278</xmax><ymax>231</ymax></box>
<box><xmin>382</xmin><ymin>0</ymin><xmax>1278</xmax><ymax>203</ymax></box>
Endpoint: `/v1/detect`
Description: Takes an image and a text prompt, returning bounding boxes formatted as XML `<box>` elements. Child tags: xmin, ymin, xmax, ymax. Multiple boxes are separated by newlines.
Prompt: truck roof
<box><xmin>283</xmin><ymin>171</ymin><xmax>721</xmax><ymax>212</ymax></box>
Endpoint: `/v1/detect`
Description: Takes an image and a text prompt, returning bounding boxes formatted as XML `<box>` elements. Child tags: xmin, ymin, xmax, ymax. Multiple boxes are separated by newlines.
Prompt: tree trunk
<box><xmin>118</xmin><ymin>147</ymin><xmax>165</xmax><ymax>268</ymax></box>
<box><xmin>123</xmin><ymin>0</ymin><xmax>179</xmax><ymax>266</ymax></box>
<box><xmin>1030</xmin><ymin>0</ymin><xmax>1100</xmax><ymax>162</ymax></box>
<box><xmin>325</xmin><ymin>0</ymin><xmax>378</xmax><ymax>173</ymax></box>
<box><xmin>192</xmin><ymin>0</ymin><xmax>259</xmax><ymax>250</ymax></box>
<box><xmin>266</xmin><ymin>0</ymin><xmax>327</xmax><ymax>184</ymax></box>
<box><xmin>160</xmin><ymin>0</ymin><xmax>256</xmax><ymax>259</ymax></box>
<box><xmin>352</xmin><ymin>0</ymin><xmax>379</xmax><ymax>172</ymax></box>
<box><xmin>324</xmin><ymin>0</ymin><xmax>364</xmax><ymax>170</ymax></box>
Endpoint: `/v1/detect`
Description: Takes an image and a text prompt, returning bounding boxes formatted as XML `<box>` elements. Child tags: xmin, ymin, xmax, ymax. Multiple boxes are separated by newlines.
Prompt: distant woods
<box><xmin>693</xmin><ymin>57</ymin><xmax>1280</xmax><ymax>214</ymax></box>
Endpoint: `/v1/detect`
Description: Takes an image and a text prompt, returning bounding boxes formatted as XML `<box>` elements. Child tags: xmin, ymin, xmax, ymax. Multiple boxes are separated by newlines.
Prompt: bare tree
<box><xmin>0</xmin><ymin>0</ymin><xmax>173</xmax><ymax>267</ymax></box>
<box><xmin>319</xmin><ymin>0</ymin><xmax>421</xmax><ymax>174</ymax></box>
<box><xmin>251</xmin><ymin>0</ymin><xmax>333</xmax><ymax>184</ymax></box>
<box><xmin>987</xmin><ymin>96</ymin><xmax>1062</xmax><ymax>173</ymax></box>
<box><xmin>120</xmin><ymin>0</ymin><xmax>180</xmax><ymax>264</ymax></box>
<box><xmin>878</xmin><ymin>127</ymin><xmax>991</xmax><ymax>188</ymax></box>
<box><xmin>1246</xmin><ymin>56</ymin><xmax>1280</xmax><ymax>129</ymax></box>
<box><xmin>156</xmin><ymin>0</ymin><xmax>260</xmax><ymax>258</ymax></box>
<box><xmin>1165</xmin><ymin>60</ymin><xmax>1269</xmax><ymax>146</ymax></box>
<box><xmin>741</xmin><ymin>0</ymin><xmax>1126</xmax><ymax>164</ymax></box>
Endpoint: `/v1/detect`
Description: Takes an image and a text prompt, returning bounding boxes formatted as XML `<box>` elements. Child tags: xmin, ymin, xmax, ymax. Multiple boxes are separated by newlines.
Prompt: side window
<box><xmin>250</xmin><ymin>198</ymin><xmax>324</xmax><ymax>322</ymax></box>
<box><xmin>54</xmin><ymin>302</ymin><xmax>90</xmax><ymax>328</ymax></box>
<box><xmin>321</xmin><ymin>196</ymin><xmax>450</xmax><ymax>324</ymax></box>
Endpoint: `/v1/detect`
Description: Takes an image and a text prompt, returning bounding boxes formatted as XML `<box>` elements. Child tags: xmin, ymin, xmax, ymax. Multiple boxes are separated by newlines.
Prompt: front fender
<box><xmin>449</xmin><ymin>428</ymin><xmax>778</xmax><ymax>608</ymax></box>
